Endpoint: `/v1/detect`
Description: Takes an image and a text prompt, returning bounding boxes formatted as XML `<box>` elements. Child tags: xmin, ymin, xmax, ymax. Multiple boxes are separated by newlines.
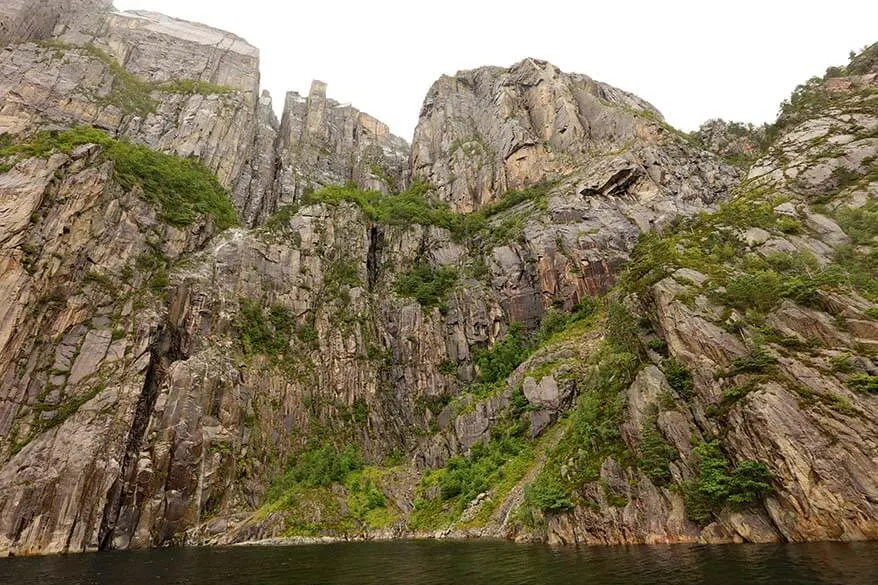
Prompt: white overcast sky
<box><xmin>114</xmin><ymin>0</ymin><xmax>877</xmax><ymax>142</ymax></box>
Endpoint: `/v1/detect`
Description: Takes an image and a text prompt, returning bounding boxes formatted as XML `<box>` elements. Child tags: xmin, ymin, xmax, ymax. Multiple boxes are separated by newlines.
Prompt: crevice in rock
<box><xmin>579</xmin><ymin>167</ymin><xmax>640</xmax><ymax>199</ymax></box>
<box><xmin>97</xmin><ymin>317</ymin><xmax>188</xmax><ymax>551</ymax></box>
<box><xmin>366</xmin><ymin>225</ymin><xmax>383</xmax><ymax>291</ymax></box>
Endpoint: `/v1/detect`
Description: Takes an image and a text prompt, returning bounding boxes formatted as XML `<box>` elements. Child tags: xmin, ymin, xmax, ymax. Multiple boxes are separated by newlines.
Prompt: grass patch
<box><xmin>301</xmin><ymin>181</ymin><xmax>554</xmax><ymax>247</ymax></box>
<box><xmin>411</xmin><ymin>418</ymin><xmax>532</xmax><ymax>529</ymax></box>
<box><xmin>159</xmin><ymin>79</ymin><xmax>236</xmax><ymax>95</ymax></box>
<box><xmin>529</xmin><ymin>306</ymin><xmax>642</xmax><ymax>508</ymax></box>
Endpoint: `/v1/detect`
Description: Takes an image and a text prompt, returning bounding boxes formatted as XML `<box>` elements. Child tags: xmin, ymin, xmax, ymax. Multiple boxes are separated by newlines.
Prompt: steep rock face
<box><xmin>105</xmin><ymin>210</ymin><xmax>506</xmax><ymax>547</ymax></box>
<box><xmin>232</xmin><ymin>91</ymin><xmax>279</xmax><ymax>226</ymax></box>
<box><xmin>0</xmin><ymin>143</ymin><xmax>215</xmax><ymax>554</ymax></box>
<box><xmin>0</xmin><ymin>0</ymin><xmax>414</xmax><ymax>555</ymax></box>
<box><xmin>411</xmin><ymin>58</ymin><xmax>735</xmax><ymax>212</ymax></box>
<box><xmin>538</xmin><ymin>52</ymin><xmax>878</xmax><ymax>544</ymax></box>
<box><xmin>270</xmin><ymin>81</ymin><xmax>410</xmax><ymax>209</ymax></box>
<box><xmin>0</xmin><ymin>0</ymin><xmax>111</xmax><ymax>45</ymax></box>
<box><xmin>0</xmin><ymin>7</ymin><xmax>261</xmax><ymax>191</ymax></box>
<box><xmin>408</xmin><ymin>60</ymin><xmax>739</xmax><ymax>328</ymax></box>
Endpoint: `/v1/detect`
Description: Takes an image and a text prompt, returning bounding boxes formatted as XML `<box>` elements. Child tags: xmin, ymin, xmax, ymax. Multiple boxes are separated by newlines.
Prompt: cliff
<box><xmin>0</xmin><ymin>0</ymin><xmax>875</xmax><ymax>556</ymax></box>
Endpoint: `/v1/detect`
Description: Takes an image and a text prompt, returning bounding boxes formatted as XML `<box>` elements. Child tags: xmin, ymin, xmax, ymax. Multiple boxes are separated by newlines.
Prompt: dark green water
<box><xmin>2</xmin><ymin>540</ymin><xmax>877</xmax><ymax>585</ymax></box>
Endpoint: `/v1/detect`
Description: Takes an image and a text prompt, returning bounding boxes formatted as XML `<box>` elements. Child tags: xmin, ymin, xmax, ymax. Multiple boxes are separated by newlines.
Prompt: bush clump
<box><xmin>434</xmin><ymin>424</ymin><xmax>529</xmax><ymax>506</ymax></box>
<box><xmin>848</xmin><ymin>374</ymin><xmax>878</xmax><ymax>394</ymax></box>
<box><xmin>638</xmin><ymin>414</ymin><xmax>677</xmax><ymax>485</ymax></box>
<box><xmin>473</xmin><ymin>324</ymin><xmax>528</xmax><ymax>385</ymax></box>
<box><xmin>717</xmin><ymin>347</ymin><xmax>777</xmax><ymax>378</ymax></box>
<box><xmin>663</xmin><ymin>359</ymin><xmax>694</xmax><ymax>399</ymax></box>
<box><xmin>524</xmin><ymin>474</ymin><xmax>573</xmax><ymax>513</ymax></box>
<box><xmin>393</xmin><ymin>263</ymin><xmax>459</xmax><ymax>310</ymax></box>
<box><xmin>235</xmin><ymin>299</ymin><xmax>296</xmax><ymax>357</ymax></box>
<box><xmin>266</xmin><ymin>444</ymin><xmax>363</xmax><ymax>502</ymax></box>
<box><xmin>683</xmin><ymin>440</ymin><xmax>774</xmax><ymax>525</ymax></box>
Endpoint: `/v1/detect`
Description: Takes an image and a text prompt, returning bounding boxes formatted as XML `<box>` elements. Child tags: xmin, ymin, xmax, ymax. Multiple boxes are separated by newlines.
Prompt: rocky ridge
<box><xmin>0</xmin><ymin>0</ymin><xmax>875</xmax><ymax>556</ymax></box>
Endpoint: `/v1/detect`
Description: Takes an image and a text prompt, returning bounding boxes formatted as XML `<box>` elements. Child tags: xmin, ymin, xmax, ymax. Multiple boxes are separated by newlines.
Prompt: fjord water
<box><xmin>3</xmin><ymin>541</ymin><xmax>877</xmax><ymax>585</ymax></box>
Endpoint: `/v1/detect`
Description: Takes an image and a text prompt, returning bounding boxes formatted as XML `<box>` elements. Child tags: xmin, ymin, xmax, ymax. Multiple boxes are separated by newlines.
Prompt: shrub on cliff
<box><xmin>393</xmin><ymin>263</ymin><xmax>459</xmax><ymax>311</ymax></box>
<box><xmin>524</xmin><ymin>475</ymin><xmax>573</xmax><ymax>513</ymax></box>
<box><xmin>684</xmin><ymin>440</ymin><xmax>774</xmax><ymax>525</ymax></box>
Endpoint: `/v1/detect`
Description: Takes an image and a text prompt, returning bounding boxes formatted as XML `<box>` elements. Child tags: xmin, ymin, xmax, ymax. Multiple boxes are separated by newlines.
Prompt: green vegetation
<box><xmin>159</xmin><ymin>79</ymin><xmax>236</xmax><ymax>95</ymax></box>
<box><xmin>12</xmin><ymin>384</ymin><xmax>104</xmax><ymax>455</ymax></box>
<box><xmin>546</xmin><ymin>347</ymin><xmax>637</xmax><ymax>485</ymax></box>
<box><xmin>617</xmin><ymin>172</ymin><xmax>875</xmax><ymax>308</ymax></box>
<box><xmin>135</xmin><ymin>242</ymin><xmax>171</xmax><ymax>295</ymax></box>
<box><xmin>638</xmin><ymin>413</ymin><xmax>677</xmax><ymax>485</ymax></box>
<box><xmin>344</xmin><ymin>468</ymin><xmax>395</xmax><ymax>527</ymax></box>
<box><xmin>663</xmin><ymin>359</ymin><xmax>693</xmax><ymax>399</ymax></box>
<box><xmin>716</xmin><ymin>347</ymin><xmax>778</xmax><ymax>379</ymax></box>
<box><xmin>235</xmin><ymin>299</ymin><xmax>296</xmax><ymax>358</ymax></box>
<box><xmin>465</xmin><ymin>301</ymin><xmax>598</xmax><ymax>399</ymax></box>
<box><xmin>0</xmin><ymin>127</ymin><xmax>237</xmax><ymax>229</ymax></box>
<box><xmin>524</xmin><ymin>474</ymin><xmax>573</xmax><ymax>513</ymax></box>
<box><xmin>71</xmin><ymin>43</ymin><xmax>155</xmax><ymax>115</ymax></box>
<box><xmin>324</xmin><ymin>258</ymin><xmax>362</xmax><ymax>296</ymax></box>
<box><xmin>834</xmin><ymin>200</ymin><xmax>878</xmax><ymax>246</ymax></box>
<box><xmin>721</xmin><ymin>379</ymin><xmax>761</xmax><ymax>406</ymax></box>
<box><xmin>683</xmin><ymin>440</ymin><xmax>774</xmax><ymax>525</ymax></box>
<box><xmin>112</xmin><ymin>138</ymin><xmax>237</xmax><ymax>229</ymax></box>
<box><xmin>689</xmin><ymin>120</ymin><xmax>767</xmax><ymax>169</ymax></box>
<box><xmin>393</xmin><ymin>263</ymin><xmax>459</xmax><ymax>310</ymax></box>
<box><xmin>263</xmin><ymin>204</ymin><xmax>301</xmax><ymax>233</ymax></box>
<box><xmin>411</xmin><ymin>418</ymin><xmax>533</xmax><ymax>529</ymax></box>
<box><xmin>258</xmin><ymin>445</ymin><xmax>400</xmax><ymax>535</ymax></box>
<box><xmin>525</xmin><ymin>304</ymin><xmax>642</xmax><ymax>513</ymax></box>
<box><xmin>473</xmin><ymin>324</ymin><xmax>528</xmax><ymax>386</ymax></box>
<box><xmin>723</xmin><ymin>262</ymin><xmax>832</xmax><ymax>313</ymax></box>
<box><xmin>438</xmin><ymin>430</ymin><xmax>527</xmax><ymax>504</ymax></box>
<box><xmin>302</xmin><ymin>182</ymin><xmax>466</xmax><ymax>234</ymax></box>
<box><xmin>267</xmin><ymin>444</ymin><xmax>363</xmax><ymax>498</ymax></box>
<box><xmin>825</xmin><ymin>42</ymin><xmax>878</xmax><ymax>77</ymax></box>
<box><xmin>847</xmin><ymin>374</ymin><xmax>878</xmax><ymax>394</ymax></box>
<box><xmin>300</xmin><ymin>181</ymin><xmax>554</xmax><ymax>246</ymax></box>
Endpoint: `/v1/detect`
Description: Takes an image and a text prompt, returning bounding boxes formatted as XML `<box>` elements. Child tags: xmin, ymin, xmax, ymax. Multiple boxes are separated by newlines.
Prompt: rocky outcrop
<box><xmin>270</xmin><ymin>81</ymin><xmax>410</xmax><ymax>208</ymax></box>
<box><xmin>410</xmin><ymin>58</ymin><xmax>735</xmax><ymax>212</ymax></box>
<box><xmin>0</xmin><ymin>142</ymin><xmax>213</xmax><ymax>554</ymax></box>
<box><xmin>0</xmin><ymin>0</ymin><xmax>111</xmax><ymax>45</ymax></box>
<box><xmin>541</xmin><ymin>55</ymin><xmax>878</xmax><ymax>544</ymax></box>
<box><xmin>690</xmin><ymin>119</ymin><xmax>766</xmax><ymax>169</ymax></box>
<box><xmin>232</xmin><ymin>91</ymin><xmax>279</xmax><ymax>226</ymax></box>
<box><xmin>0</xmin><ymin>8</ymin><xmax>261</xmax><ymax>190</ymax></box>
<box><xmin>409</xmin><ymin>57</ymin><xmax>738</xmax><ymax>319</ymax></box>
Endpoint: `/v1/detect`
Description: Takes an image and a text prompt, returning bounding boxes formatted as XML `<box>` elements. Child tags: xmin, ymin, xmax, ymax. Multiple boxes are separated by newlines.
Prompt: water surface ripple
<box><xmin>2</xmin><ymin>540</ymin><xmax>877</xmax><ymax>585</ymax></box>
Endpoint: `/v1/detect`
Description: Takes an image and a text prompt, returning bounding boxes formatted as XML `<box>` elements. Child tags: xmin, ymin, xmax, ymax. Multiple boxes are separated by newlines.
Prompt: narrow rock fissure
<box><xmin>366</xmin><ymin>225</ymin><xmax>383</xmax><ymax>290</ymax></box>
<box><xmin>97</xmin><ymin>320</ymin><xmax>187</xmax><ymax>551</ymax></box>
